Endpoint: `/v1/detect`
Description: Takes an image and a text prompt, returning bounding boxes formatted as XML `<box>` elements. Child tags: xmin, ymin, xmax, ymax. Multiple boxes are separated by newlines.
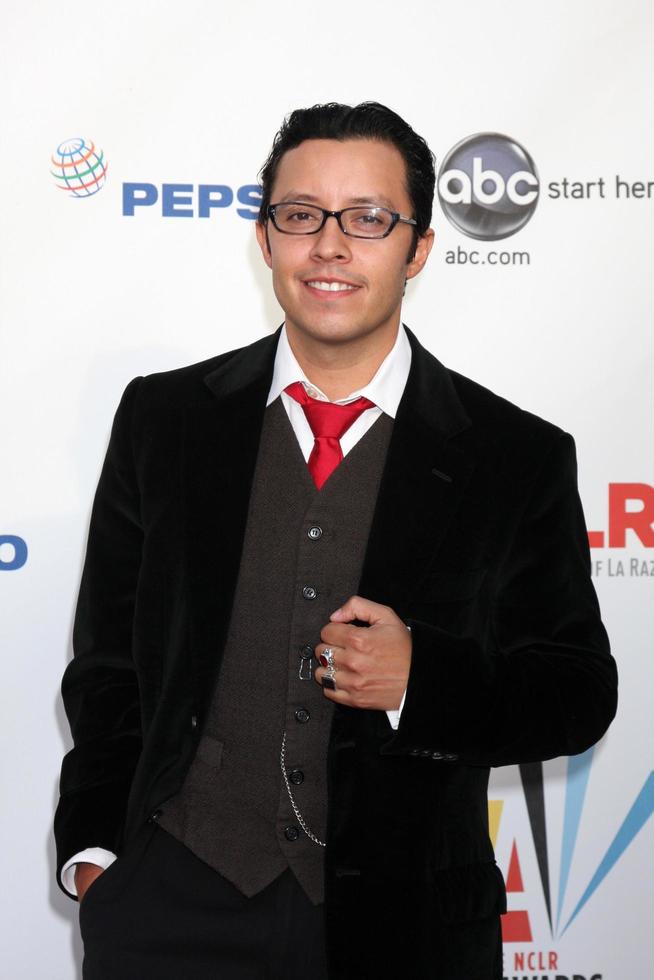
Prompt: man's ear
<box><xmin>406</xmin><ymin>227</ymin><xmax>435</xmax><ymax>282</ymax></box>
<box><xmin>255</xmin><ymin>220</ymin><xmax>273</xmax><ymax>269</ymax></box>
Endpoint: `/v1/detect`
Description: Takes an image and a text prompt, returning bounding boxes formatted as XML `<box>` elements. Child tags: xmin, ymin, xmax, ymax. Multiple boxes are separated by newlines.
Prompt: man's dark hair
<box><xmin>258</xmin><ymin>102</ymin><xmax>435</xmax><ymax>258</ymax></box>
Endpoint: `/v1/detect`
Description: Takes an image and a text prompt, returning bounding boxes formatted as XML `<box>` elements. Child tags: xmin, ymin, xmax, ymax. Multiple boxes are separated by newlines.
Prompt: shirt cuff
<box><xmin>385</xmin><ymin>687</ymin><xmax>407</xmax><ymax>730</ymax></box>
<box><xmin>60</xmin><ymin>848</ymin><xmax>118</xmax><ymax>897</ymax></box>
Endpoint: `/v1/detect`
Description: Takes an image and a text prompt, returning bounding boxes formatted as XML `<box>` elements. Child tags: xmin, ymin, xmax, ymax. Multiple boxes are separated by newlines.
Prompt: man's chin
<box><xmin>285</xmin><ymin>314</ymin><xmax>396</xmax><ymax>349</ymax></box>
<box><xmin>287</xmin><ymin>322</ymin><xmax>374</xmax><ymax>348</ymax></box>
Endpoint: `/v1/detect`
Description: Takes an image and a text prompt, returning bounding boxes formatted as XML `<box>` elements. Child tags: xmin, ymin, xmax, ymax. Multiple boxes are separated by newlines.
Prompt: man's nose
<box><xmin>309</xmin><ymin>214</ymin><xmax>352</xmax><ymax>262</ymax></box>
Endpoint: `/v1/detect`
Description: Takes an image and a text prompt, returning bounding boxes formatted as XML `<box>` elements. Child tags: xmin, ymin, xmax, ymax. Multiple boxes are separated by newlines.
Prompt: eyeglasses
<box><xmin>267</xmin><ymin>202</ymin><xmax>417</xmax><ymax>239</ymax></box>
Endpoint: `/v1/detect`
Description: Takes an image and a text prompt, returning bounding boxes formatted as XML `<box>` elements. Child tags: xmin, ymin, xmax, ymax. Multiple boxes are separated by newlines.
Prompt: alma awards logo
<box><xmin>494</xmin><ymin>756</ymin><xmax>653</xmax><ymax>980</ymax></box>
<box><xmin>438</xmin><ymin>133</ymin><xmax>539</xmax><ymax>241</ymax></box>
<box><xmin>50</xmin><ymin>137</ymin><xmax>108</xmax><ymax>198</ymax></box>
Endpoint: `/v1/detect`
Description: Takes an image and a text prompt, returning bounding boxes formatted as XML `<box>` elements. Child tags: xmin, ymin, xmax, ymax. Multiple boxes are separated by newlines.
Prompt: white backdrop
<box><xmin>1</xmin><ymin>2</ymin><xmax>652</xmax><ymax>977</ymax></box>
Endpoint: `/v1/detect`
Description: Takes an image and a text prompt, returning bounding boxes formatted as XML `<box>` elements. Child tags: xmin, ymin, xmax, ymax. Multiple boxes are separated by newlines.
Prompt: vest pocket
<box><xmin>195</xmin><ymin>734</ymin><xmax>224</xmax><ymax>768</ymax></box>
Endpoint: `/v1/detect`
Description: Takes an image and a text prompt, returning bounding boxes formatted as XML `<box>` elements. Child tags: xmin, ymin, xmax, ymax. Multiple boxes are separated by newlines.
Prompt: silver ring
<box><xmin>321</xmin><ymin>660</ymin><xmax>337</xmax><ymax>690</ymax></box>
<box><xmin>322</xmin><ymin>673</ymin><xmax>336</xmax><ymax>691</ymax></box>
<box><xmin>320</xmin><ymin>647</ymin><xmax>336</xmax><ymax>669</ymax></box>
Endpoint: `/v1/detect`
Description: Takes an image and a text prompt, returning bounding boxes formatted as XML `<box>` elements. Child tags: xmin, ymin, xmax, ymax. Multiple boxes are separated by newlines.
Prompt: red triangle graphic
<box><xmin>506</xmin><ymin>839</ymin><xmax>525</xmax><ymax>893</ymax></box>
<box><xmin>501</xmin><ymin>910</ymin><xmax>533</xmax><ymax>942</ymax></box>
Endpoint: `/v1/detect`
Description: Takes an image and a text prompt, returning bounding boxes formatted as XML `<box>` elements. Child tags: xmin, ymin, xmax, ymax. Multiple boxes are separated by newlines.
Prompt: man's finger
<box><xmin>314</xmin><ymin>641</ymin><xmax>347</xmax><ymax>667</ymax></box>
<box><xmin>319</xmin><ymin>622</ymin><xmax>362</xmax><ymax>648</ymax></box>
<box><xmin>314</xmin><ymin>665</ymin><xmax>357</xmax><ymax>695</ymax></box>
<box><xmin>317</xmin><ymin>683</ymin><xmax>351</xmax><ymax>706</ymax></box>
<box><xmin>330</xmin><ymin>595</ymin><xmax>395</xmax><ymax>626</ymax></box>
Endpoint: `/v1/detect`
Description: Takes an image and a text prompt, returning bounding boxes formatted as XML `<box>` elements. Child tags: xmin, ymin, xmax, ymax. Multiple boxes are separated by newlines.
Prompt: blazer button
<box><xmin>302</xmin><ymin>586</ymin><xmax>318</xmax><ymax>600</ymax></box>
<box><xmin>444</xmin><ymin>753</ymin><xmax>459</xmax><ymax>762</ymax></box>
<box><xmin>307</xmin><ymin>525</ymin><xmax>323</xmax><ymax>540</ymax></box>
<box><xmin>409</xmin><ymin>748</ymin><xmax>421</xmax><ymax>756</ymax></box>
<box><xmin>299</xmin><ymin>644</ymin><xmax>314</xmax><ymax>660</ymax></box>
<box><xmin>295</xmin><ymin>708</ymin><xmax>310</xmax><ymax>724</ymax></box>
<box><xmin>289</xmin><ymin>769</ymin><xmax>304</xmax><ymax>785</ymax></box>
<box><xmin>284</xmin><ymin>825</ymin><xmax>300</xmax><ymax>842</ymax></box>
<box><xmin>420</xmin><ymin>749</ymin><xmax>431</xmax><ymax>757</ymax></box>
<box><xmin>431</xmin><ymin>751</ymin><xmax>444</xmax><ymax>760</ymax></box>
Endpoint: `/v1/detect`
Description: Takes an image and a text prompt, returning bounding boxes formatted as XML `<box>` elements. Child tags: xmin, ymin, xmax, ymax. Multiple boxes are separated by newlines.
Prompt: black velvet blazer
<box><xmin>55</xmin><ymin>327</ymin><xmax>617</xmax><ymax>979</ymax></box>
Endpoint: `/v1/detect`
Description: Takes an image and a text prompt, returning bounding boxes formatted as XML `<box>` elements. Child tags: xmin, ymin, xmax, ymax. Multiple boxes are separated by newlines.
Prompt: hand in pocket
<box><xmin>75</xmin><ymin>863</ymin><xmax>105</xmax><ymax>903</ymax></box>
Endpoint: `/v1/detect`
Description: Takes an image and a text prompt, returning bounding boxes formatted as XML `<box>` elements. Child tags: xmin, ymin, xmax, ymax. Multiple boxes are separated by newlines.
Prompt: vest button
<box><xmin>308</xmin><ymin>525</ymin><xmax>323</xmax><ymax>540</ymax></box>
<box><xmin>299</xmin><ymin>644</ymin><xmax>314</xmax><ymax>660</ymax></box>
<box><xmin>284</xmin><ymin>825</ymin><xmax>301</xmax><ymax>842</ymax></box>
<box><xmin>302</xmin><ymin>585</ymin><xmax>318</xmax><ymax>600</ymax></box>
<box><xmin>295</xmin><ymin>708</ymin><xmax>310</xmax><ymax>724</ymax></box>
<box><xmin>289</xmin><ymin>769</ymin><xmax>304</xmax><ymax>785</ymax></box>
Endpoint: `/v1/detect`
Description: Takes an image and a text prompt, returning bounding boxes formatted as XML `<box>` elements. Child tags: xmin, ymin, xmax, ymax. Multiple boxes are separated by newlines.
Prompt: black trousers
<box><xmin>79</xmin><ymin>823</ymin><xmax>329</xmax><ymax>980</ymax></box>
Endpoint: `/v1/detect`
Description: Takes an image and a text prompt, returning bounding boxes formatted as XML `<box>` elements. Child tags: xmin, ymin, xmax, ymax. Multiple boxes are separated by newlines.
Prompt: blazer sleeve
<box><xmin>384</xmin><ymin>431</ymin><xmax>618</xmax><ymax>767</ymax></box>
<box><xmin>54</xmin><ymin>377</ymin><xmax>144</xmax><ymax>893</ymax></box>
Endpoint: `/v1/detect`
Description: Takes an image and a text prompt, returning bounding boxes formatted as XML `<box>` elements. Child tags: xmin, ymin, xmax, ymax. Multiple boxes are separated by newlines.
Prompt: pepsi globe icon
<box><xmin>51</xmin><ymin>137</ymin><xmax>108</xmax><ymax>198</ymax></box>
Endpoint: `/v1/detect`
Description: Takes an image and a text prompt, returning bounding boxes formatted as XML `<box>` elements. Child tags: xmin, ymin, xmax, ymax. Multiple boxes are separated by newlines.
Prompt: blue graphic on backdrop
<box><xmin>122</xmin><ymin>183</ymin><xmax>261</xmax><ymax>218</ymax></box>
<box><xmin>519</xmin><ymin>752</ymin><xmax>654</xmax><ymax>937</ymax></box>
<box><xmin>0</xmin><ymin>535</ymin><xmax>28</xmax><ymax>570</ymax></box>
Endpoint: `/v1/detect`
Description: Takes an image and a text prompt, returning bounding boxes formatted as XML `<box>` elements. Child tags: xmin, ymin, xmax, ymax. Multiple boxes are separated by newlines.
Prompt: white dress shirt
<box><xmin>61</xmin><ymin>324</ymin><xmax>412</xmax><ymax>895</ymax></box>
<box><xmin>269</xmin><ymin>322</ymin><xmax>411</xmax><ymax>462</ymax></box>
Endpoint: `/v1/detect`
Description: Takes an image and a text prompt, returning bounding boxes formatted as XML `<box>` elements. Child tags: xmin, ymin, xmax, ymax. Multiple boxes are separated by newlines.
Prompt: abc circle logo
<box><xmin>437</xmin><ymin>133</ymin><xmax>539</xmax><ymax>241</ymax></box>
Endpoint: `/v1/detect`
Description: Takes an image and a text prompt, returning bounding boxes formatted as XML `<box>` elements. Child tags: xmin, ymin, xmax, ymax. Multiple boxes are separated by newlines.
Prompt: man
<box><xmin>55</xmin><ymin>102</ymin><xmax>618</xmax><ymax>980</ymax></box>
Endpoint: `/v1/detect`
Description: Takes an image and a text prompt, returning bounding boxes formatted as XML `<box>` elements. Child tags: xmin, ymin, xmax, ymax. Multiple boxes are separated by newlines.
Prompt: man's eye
<box><xmin>353</xmin><ymin>211</ymin><xmax>384</xmax><ymax>226</ymax></box>
<box><xmin>288</xmin><ymin>210</ymin><xmax>317</xmax><ymax>222</ymax></box>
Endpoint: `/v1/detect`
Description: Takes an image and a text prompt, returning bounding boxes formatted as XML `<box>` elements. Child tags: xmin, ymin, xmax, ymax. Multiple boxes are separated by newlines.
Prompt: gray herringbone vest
<box><xmin>158</xmin><ymin>397</ymin><xmax>393</xmax><ymax>904</ymax></box>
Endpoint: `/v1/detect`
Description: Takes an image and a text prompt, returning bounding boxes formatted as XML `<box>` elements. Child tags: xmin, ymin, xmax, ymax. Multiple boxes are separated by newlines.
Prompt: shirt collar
<box><xmin>267</xmin><ymin>323</ymin><xmax>412</xmax><ymax>419</ymax></box>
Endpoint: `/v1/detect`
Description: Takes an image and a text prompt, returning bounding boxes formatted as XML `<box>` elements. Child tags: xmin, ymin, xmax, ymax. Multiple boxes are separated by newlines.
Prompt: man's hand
<box><xmin>314</xmin><ymin>595</ymin><xmax>412</xmax><ymax>711</ymax></box>
<box><xmin>74</xmin><ymin>862</ymin><xmax>105</xmax><ymax>903</ymax></box>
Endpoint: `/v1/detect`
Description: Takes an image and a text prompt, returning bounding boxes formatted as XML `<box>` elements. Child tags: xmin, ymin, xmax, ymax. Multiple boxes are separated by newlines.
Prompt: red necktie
<box><xmin>285</xmin><ymin>381</ymin><xmax>375</xmax><ymax>490</ymax></box>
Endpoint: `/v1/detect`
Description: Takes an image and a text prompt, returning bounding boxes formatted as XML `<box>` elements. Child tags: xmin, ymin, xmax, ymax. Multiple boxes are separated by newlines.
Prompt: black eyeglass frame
<box><xmin>266</xmin><ymin>202</ymin><xmax>418</xmax><ymax>239</ymax></box>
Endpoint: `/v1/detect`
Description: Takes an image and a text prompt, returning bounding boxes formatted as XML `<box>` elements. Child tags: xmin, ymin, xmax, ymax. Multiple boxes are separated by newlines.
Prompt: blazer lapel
<box><xmin>358</xmin><ymin>327</ymin><xmax>475</xmax><ymax>613</ymax></box>
<box><xmin>183</xmin><ymin>329</ymin><xmax>281</xmax><ymax>700</ymax></box>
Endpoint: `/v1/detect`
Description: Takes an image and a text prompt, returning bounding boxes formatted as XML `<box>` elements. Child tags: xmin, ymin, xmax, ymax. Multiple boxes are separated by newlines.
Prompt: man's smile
<box><xmin>301</xmin><ymin>276</ymin><xmax>362</xmax><ymax>299</ymax></box>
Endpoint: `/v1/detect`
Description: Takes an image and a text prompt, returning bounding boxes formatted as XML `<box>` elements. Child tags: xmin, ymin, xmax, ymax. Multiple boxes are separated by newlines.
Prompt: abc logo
<box><xmin>437</xmin><ymin>133</ymin><xmax>539</xmax><ymax>241</ymax></box>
